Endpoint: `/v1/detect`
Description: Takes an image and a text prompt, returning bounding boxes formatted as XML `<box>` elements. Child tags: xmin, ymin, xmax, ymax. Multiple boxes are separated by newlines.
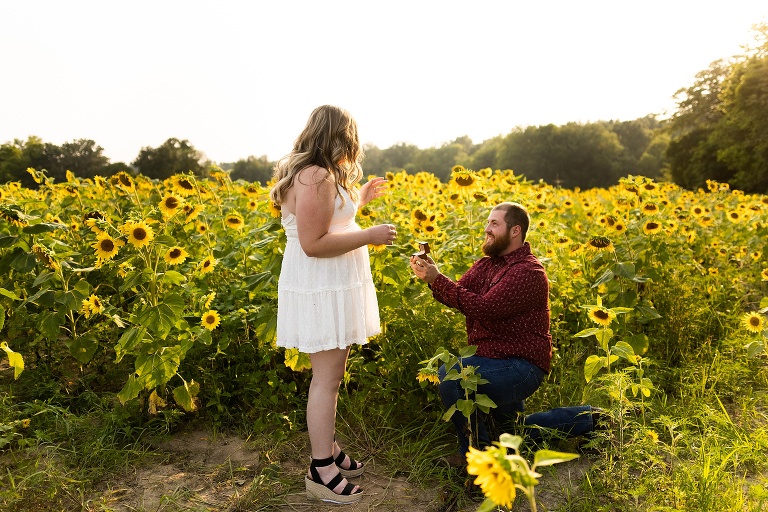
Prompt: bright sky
<box><xmin>1</xmin><ymin>1</ymin><xmax>767</xmax><ymax>165</ymax></box>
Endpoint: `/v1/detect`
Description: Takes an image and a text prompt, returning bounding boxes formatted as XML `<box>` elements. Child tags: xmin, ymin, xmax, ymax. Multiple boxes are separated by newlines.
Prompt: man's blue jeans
<box><xmin>438</xmin><ymin>355</ymin><xmax>594</xmax><ymax>455</ymax></box>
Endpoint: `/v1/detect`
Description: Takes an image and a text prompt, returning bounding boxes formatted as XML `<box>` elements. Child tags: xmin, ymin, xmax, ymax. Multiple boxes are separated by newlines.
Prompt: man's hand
<box><xmin>409</xmin><ymin>255</ymin><xmax>439</xmax><ymax>284</ymax></box>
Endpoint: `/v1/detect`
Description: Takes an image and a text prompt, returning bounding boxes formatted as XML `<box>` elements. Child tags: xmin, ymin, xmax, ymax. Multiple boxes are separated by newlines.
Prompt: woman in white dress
<box><xmin>269</xmin><ymin>105</ymin><xmax>396</xmax><ymax>504</ymax></box>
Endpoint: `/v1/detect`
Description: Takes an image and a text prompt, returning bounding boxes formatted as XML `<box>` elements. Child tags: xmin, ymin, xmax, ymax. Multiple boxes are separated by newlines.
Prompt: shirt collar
<box><xmin>499</xmin><ymin>241</ymin><xmax>532</xmax><ymax>264</ymax></box>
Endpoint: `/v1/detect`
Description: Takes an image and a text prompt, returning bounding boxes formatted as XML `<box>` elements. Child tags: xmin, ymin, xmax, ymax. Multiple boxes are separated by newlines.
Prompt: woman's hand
<box><xmin>359</xmin><ymin>177</ymin><xmax>388</xmax><ymax>207</ymax></box>
<box><xmin>367</xmin><ymin>223</ymin><xmax>397</xmax><ymax>246</ymax></box>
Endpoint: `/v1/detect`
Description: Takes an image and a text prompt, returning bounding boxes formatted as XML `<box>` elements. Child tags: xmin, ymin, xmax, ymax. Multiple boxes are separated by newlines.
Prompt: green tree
<box><xmin>665</xmin><ymin>60</ymin><xmax>730</xmax><ymax>189</ymax></box>
<box><xmin>468</xmin><ymin>135</ymin><xmax>504</xmax><ymax>172</ymax></box>
<box><xmin>230</xmin><ymin>155</ymin><xmax>275</xmax><ymax>184</ymax></box>
<box><xmin>413</xmin><ymin>137</ymin><xmax>472</xmax><ymax>181</ymax></box>
<box><xmin>497</xmin><ymin>123</ymin><xmax>625</xmax><ymax>189</ymax></box>
<box><xmin>132</xmin><ymin>138</ymin><xmax>205</xmax><ymax>180</ymax></box>
<box><xmin>711</xmin><ymin>55</ymin><xmax>768</xmax><ymax>192</ymax></box>
<box><xmin>0</xmin><ymin>137</ymin><xmax>58</xmax><ymax>188</ymax></box>
<box><xmin>43</xmin><ymin>139</ymin><xmax>111</xmax><ymax>181</ymax></box>
<box><xmin>666</xmin><ymin>23</ymin><xmax>768</xmax><ymax>192</ymax></box>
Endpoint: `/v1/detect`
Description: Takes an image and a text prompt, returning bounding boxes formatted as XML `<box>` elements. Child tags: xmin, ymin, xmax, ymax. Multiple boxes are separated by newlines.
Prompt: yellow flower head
<box><xmin>118</xmin><ymin>261</ymin><xmax>134</xmax><ymax>278</ymax></box>
<box><xmin>743</xmin><ymin>313</ymin><xmax>764</xmax><ymax>334</ymax></box>
<box><xmin>588</xmin><ymin>306</ymin><xmax>616</xmax><ymax>327</ymax></box>
<box><xmin>171</xmin><ymin>174</ymin><xmax>197</xmax><ymax>197</ymax></box>
<box><xmin>643</xmin><ymin>220</ymin><xmax>662</xmax><ymax>235</ymax></box>
<box><xmin>450</xmin><ymin>166</ymin><xmax>479</xmax><ymax>190</ymax></box>
<box><xmin>416</xmin><ymin>369</ymin><xmax>440</xmax><ymax>385</ymax></box>
<box><xmin>466</xmin><ymin>446</ymin><xmax>516</xmax><ymax>509</ymax></box>
<box><xmin>225</xmin><ymin>213</ymin><xmax>245</xmax><ymax>230</ymax></box>
<box><xmin>159</xmin><ymin>194</ymin><xmax>184</xmax><ymax>217</ymax></box>
<box><xmin>243</xmin><ymin>184</ymin><xmax>260</xmax><ymax>197</ymax></box>
<box><xmin>761</xmin><ymin>268</ymin><xmax>768</xmax><ymax>281</ymax></box>
<box><xmin>197</xmin><ymin>222</ymin><xmax>209</xmax><ymax>234</ymax></box>
<box><xmin>199</xmin><ymin>255</ymin><xmax>217</xmax><ymax>274</ymax></box>
<box><xmin>204</xmin><ymin>292</ymin><xmax>216</xmax><ymax>310</ymax></box>
<box><xmin>0</xmin><ymin>204</ymin><xmax>28</xmax><ymax>227</ymax></box>
<box><xmin>80</xmin><ymin>294</ymin><xmax>104</xmax><ymax>318</ymax></box>
<box><xmin>183</xmin><ymin>204</ymin><xmax>204</xmax><ymax>222</ymax></box>
<box><xmin>586</xmin><ymin>236</ymin><xmax>614</xmax><ymax>252</ymax></box>
<box><xmin>690</xmin><ymin>205</ymin><xmax>706</xmax><ymax>217</ymax></box>
<box><xmin>201</xmin><ymin>310</ymin><xmax>221</xmax><ymax>331</ymax></box>
<box><xmin>246</xmin><ymin>199</ymin><xmax>258</xmax><ymax>211</ymax></box>
<box><xmin>269</xmin><ymin>201</ymin><xmax>281</xmax><ymax>218</ymax></box>
<box><xmin>641</xmin><ymin>202</ymin><xmax>659</xmax><ymax>215</ymax></box>
<box><xmin>32</xmin><ymin>244</ymin><xmax>59</xmax><ymax>271</ymax></box>
<box><xmin>122</xmin><ymin>220</ymin><xmax>155</xmax><ymax>248</ymax></box>
<box><xmin>164</xmin><ymin>246</ymin><xmax>188</xmax><ymax>265</ymax></box>
<box><xmin>726</xmin><ymin>210</ymin><xmax>742</xmax><ymax>223</ymax></box>
<box><xmin>110</xmin><ymin>171</ymin><xmax>135</xmax><ymax>191</ymax></box>
<box><xmin>554</xmin><ymin>235</ymin><xmax>572</xmax><ymax>248</ymax></box>
<box><xmin>93</xmin><ymin>232</ymin><xmax>124</xmax><ymax>260</ymax></box>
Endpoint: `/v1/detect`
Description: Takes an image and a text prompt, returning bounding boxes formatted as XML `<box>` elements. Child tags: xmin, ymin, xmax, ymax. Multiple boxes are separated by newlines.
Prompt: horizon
<box><xmin>1</xmin><ymin>1</ymin><xmax>767</xmax><ymax>165</ymax></box>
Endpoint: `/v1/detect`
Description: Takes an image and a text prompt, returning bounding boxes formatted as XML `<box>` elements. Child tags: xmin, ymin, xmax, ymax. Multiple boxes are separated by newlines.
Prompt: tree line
<box><xmin>1</xmin><ymin>24</ymin><xmax>765</xmax><ymax>193</ymax></box>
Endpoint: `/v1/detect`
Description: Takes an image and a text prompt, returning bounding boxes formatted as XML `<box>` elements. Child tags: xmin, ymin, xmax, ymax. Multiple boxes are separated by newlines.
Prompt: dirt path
<box><xmin>96</xmin><ymin>429</ymin><xmax>444</xmax><ymax>512</ymax></box>
<box><xmin>92</xmin><ymin>428</ymin><xmax>589</xmax><ymax>511</ymax></box>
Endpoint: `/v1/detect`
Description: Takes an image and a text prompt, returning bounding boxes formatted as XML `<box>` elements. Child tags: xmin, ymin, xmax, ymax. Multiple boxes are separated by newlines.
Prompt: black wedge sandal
<box><xmin>305</xmin><ymin>456</ymin><xmax>363</xmax><ymax>504</ymax></box>
<box><xmin>334</xmin><ymin>447</ymin><xmax>365</xmax><ymax>478</ymax></box>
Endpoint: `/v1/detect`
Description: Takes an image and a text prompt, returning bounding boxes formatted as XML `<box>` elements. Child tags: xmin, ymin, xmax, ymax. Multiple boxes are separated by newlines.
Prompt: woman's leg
<box><xmin>306</xmin><ymin>348</ymin><xmax>359</xmax><ymax>494</ymax></box>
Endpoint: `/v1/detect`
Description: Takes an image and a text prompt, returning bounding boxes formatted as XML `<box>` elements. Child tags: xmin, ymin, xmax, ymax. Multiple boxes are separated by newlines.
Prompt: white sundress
<box><xmin>276</xmin><ymin>188</ymin><xmax>381</xmax><ymax>353</ymax></box>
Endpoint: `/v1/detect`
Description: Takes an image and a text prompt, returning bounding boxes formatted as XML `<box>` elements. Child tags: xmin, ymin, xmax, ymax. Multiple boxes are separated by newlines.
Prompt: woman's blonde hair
<box><xmin>270</xmin><ymin>105</ymin><xmax>363</xmax><ymax>207</ymax></box>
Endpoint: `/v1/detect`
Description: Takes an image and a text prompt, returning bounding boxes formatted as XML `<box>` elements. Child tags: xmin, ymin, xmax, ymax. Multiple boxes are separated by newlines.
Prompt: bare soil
<box><xmin>93</xmin><ymin>428</ymin><xmax>591</xmax><ymax>512</ymax></box>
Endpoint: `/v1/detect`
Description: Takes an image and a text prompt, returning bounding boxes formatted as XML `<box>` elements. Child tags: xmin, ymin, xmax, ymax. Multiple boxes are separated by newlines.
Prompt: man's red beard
<box><xmin>482</xmin><ymin>231</ymin><xmax>511</xmax><ymax>256</ymax></box>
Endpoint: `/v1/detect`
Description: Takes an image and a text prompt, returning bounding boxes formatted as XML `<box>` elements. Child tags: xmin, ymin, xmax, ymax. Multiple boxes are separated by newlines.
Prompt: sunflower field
<box><xmin>1</xmin><ymin>165</ymin><xmax>768</xmax><ymax>510</ymax></box>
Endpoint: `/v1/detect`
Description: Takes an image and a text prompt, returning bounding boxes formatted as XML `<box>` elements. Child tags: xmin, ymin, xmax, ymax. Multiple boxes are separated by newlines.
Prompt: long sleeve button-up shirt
<box><xmin>429</xmin><ymin>242</ymin><xmax>553</xmax><ymax>373</ymax></box>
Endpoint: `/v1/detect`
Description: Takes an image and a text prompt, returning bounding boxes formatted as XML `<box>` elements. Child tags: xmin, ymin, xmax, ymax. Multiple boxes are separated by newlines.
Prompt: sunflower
<box><xmin>164</xmin><ymin>246</ymin><xmax>188</xmax><ymax>265</ymax></box>
<box><xmin>690</xmin><ymin>205</ymin><xmax>706</xmax><ymax>217</ymax></box>
<box><xmin>554</xmin><ymin>235</ymin><xmax>572</xmax><ymax>248</ymax></box>
<box><xmin>32</xmin><ymin>244</ymin><xmax>59</xmax><ymax>271</ymax></box>
<box><xmin>742</xmin><ymin>313</ymin><xmax>765</xmax><ymax>334</ymax></box>
<box><xmin>613</xmin><ymin>221</ymin><xmax>627</xmax><ymax>234</ymax></box>
<box><xmin>197</xmin><ymin>222</ymin><xmax>209</xmax><ymax>234</ymax></box>
<box><xmin>450</xmin><ymin>166</ymin><xmax>479</xmax><ymax>190</ymax></box>
<box><xmin>110</xmin><ymin>171</ymin><xmax>135</xmax><ymax>190</ymax></box>
<box><xmin>643</xmin><ymin>220</ymin><xmax>662</xmax><ymax>235</ymax></box>
<box><xmin>246</xmin><ymin>199</ymin><xmax>258</xmax><ymax>211</ymax></box>
<box><xmin>80</xmin><ymin>294</ymin><xmax>104</xmax><ymax>318</ymax></box>
<box><xmin>359</xmin><ymin>206</ymin><xmax>374</xmax><ymax>219</ymax></box>
<box><xmin>641</xmin><ymin>202</ymin><xmax>659</xmax><ymax>215</ymax></box>
<box><xmin>92</xmin><ymin>232</ymin><xmax>124</xmax><ymax>260</ymax></box>
<box><xmin>201</xmin><ymin>310</ymin><xmax>221</xmax><ymax>331</ymax></box>
<box><xmin>416</xmin><ymin>369</ymin><xmax>440</xmax><ymax>385</ymax></box>
<box><xmin>225</xmin><ymin>213</ymin><xmax>245</xmax><ymax>230</ymax></box>
<box><xmin>726</xmin><ymin>210</ymin><xmax>742</xmax><ymax>223</ymax></box>
<box><xmin>118</xmin><ymin>261</ymin><xmax>134</xmax><ymax>278</ymax></box>
<box><xmin>588</xmin><ymin>306</ymin><xmax>616</xmax><ymax>327</ymax></box>
<box><xmin>761</xmin><ymin>268</ymin><xmax>768</xmax><ymax>281</ymax></box>
<box><xmin>159</xmin><ymin>193</ymin><xmax>184</xmax><ymax>217</ymax></box>
<box><xmin>0</xmin><ymin>204</ymin><xmax>28</xmax><ymax>227</ymax></box>
<box><xmin>122</xmin><ymin>220</ymin><xmax>155</xmax><ymax>248</ymax></box>
<box><xmin>586</xmin><ymin>236</ymin><xmax>614</xmax><ymax>252</ymax></box>
<box><xmin>243</xmin><ymin>184</ymin><xmax>260</xmax><ymax>197</ymax></box>
<box><xmin>183</xmin><ymin>204</ymin><xmax>204</xmax><ymax>221</ymax></box>
<box><xmin>569</xmin><ymin>242</ymin><xmax>584</xmax><ymax>255</ymax></box>
<box><xmin>199</xmin><ymin>255</ymin><xmax>217</xmax><ymax>274</ymax></box>
<box><xmin>171</xmin><ymin>175</ymin><xmax>197</xmax><ymax>197</ymax></box>
<box><xmin>268</xmin><ymin>201</ymin><xmax>281</xmax><ymax>218</ymax></box>
<box><xmin>466</xmin><ymin>446</ymin><xmax>515</xmax><ymax>508</ymax></box>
